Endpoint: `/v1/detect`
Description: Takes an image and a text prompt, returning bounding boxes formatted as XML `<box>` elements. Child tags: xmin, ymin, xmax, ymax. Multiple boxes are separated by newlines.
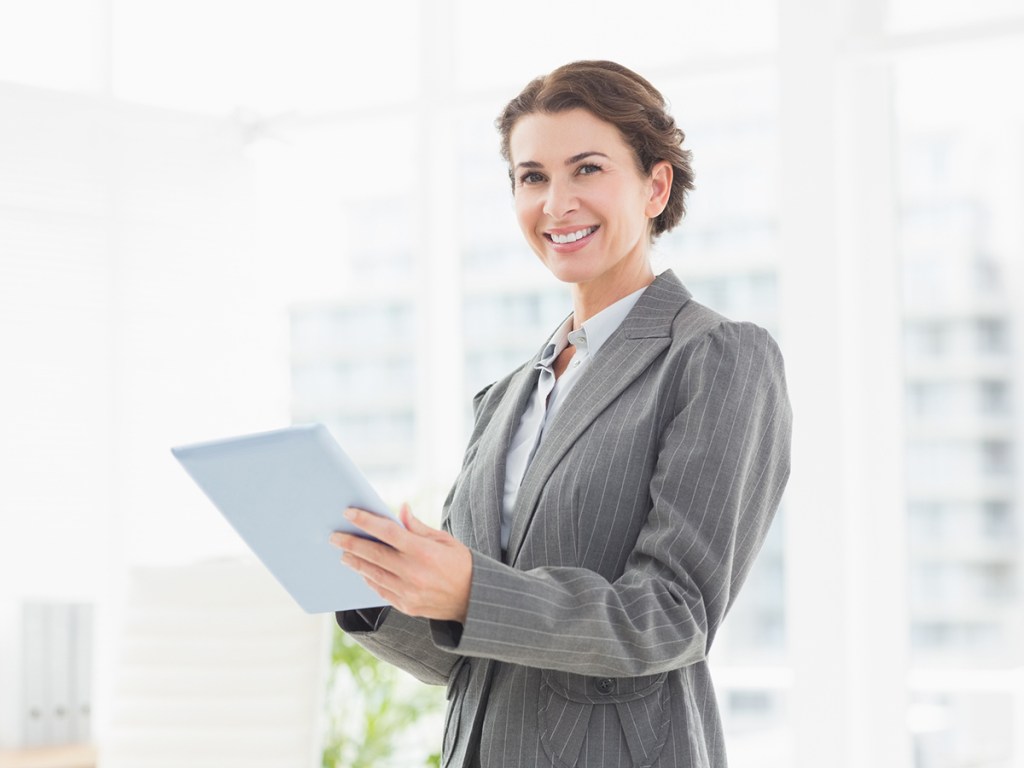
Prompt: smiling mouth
<box><xmin>545</xmin><ymin>225</ymin><xmax>599</xmax><ymax>245</ymax></box>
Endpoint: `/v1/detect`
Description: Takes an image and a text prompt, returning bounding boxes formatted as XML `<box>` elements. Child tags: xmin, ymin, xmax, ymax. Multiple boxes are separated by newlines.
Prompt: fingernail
<box><xmin>329</xmin><ymin>533</ymin><xmax>342</xmax><ymax>547</ymax></box>
<box><xmin>344</xmin><ymin>508</ymin><xmax>357</xmax><ymax>521</ymax></box>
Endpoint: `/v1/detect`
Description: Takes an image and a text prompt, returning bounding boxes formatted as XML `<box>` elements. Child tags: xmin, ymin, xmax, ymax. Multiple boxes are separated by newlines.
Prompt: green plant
<box><xmin>322</xmin><ymin>627</ymin><xmax>443</xmax><ymax>767</ymax></box>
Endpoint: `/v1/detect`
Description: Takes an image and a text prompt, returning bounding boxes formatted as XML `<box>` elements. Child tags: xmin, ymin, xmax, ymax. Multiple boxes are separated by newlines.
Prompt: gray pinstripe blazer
<box><xmin>338</xmin><ymin>270</ymin><xmax>792</xmax><ymax>767</ymax></box>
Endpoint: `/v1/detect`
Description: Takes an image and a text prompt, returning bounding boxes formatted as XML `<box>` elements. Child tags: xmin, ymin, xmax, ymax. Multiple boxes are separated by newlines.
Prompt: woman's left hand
<box><xmin>330</xmin><ymin>504</ymin><xmax>472</xmax><ymax>624</ymax></box>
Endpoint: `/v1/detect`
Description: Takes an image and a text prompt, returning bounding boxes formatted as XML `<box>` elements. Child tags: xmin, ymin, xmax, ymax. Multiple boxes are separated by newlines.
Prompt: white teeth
<box><xmin>550</xmin><ymin>226</ymin><xmax>595</xmax><ymax>244</ymax></box>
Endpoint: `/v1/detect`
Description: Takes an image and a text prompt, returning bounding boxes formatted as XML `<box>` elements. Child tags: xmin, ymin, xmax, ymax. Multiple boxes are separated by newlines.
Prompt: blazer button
<box><xmin>596</xmin><ymin>677</ymin><xmax>616</xmax><ymax>695</ymax></box>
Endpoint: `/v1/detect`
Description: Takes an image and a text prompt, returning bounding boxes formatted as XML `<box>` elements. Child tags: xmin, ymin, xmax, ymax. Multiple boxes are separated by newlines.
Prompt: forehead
<box><xmin>508</xmin><ymin>108</ymin><xmax>631</xmax><ymax>164</ymax></box>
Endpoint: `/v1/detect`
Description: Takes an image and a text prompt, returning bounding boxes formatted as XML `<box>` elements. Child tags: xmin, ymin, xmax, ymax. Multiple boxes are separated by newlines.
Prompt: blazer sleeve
<box><xmin>334</xmin><ymin>607</ymin><xmax>459</xmax><ymax>686</ymax></box>
<box><xmin>430</xmin><ymin>321</ymin><xmax>793</xmax><ymax>678</ymax></box>
<box><xmin>332</xmin><ymin>379</ymin><xmax>505</xmax><ymax>685</ymax></box>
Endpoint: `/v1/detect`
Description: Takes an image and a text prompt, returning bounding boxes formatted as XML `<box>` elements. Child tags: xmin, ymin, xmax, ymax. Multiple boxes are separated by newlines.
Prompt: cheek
<box><xmin>513</xmin><ymin>194</ymin><xmax>537</xmax><ymax>233</ymax></box>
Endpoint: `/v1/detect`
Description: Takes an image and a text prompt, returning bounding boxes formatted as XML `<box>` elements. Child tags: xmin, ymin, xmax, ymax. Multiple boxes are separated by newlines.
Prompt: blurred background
<box><xmin>1</xmin><ymin>0</ymin><xmax>1022</xmax><ymax>766</ymax></box>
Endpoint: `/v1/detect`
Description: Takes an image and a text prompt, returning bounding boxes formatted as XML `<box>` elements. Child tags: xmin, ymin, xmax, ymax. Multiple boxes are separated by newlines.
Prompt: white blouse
<box><xmin>500</xmin><ymin>285</ymin><xmax>648</xmax><ymax>549</ymax></box>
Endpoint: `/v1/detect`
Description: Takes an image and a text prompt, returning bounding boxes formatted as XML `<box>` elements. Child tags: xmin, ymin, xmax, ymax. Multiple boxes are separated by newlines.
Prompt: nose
<box><xmin>542</xmin><ymin>178</ymin><xmax>578</xmax><ymax>219</ymax></box>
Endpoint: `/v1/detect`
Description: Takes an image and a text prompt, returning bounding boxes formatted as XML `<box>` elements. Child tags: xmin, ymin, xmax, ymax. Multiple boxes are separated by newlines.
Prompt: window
<box><xmin>975</xmin><ymin>318</ymin><xmax>1008</xmax><ymax>355</ymax></box>
<box><xmin>978</xmin><ymin>380</ymin><xmax>1010</xmax><ymax>416</ymax></box>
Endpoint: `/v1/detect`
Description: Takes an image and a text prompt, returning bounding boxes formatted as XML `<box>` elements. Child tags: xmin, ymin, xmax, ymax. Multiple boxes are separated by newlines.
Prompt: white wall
<box><xmin>0</xmin><ymin>82</ymin><xmax>304</xmax><ymax>747</ymax></box>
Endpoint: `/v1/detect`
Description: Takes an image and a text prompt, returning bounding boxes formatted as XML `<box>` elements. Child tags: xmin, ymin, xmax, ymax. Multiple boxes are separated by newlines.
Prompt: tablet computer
<box><xmin>171</xmin><ymin>423</ymin><xmax>397</xmax><ymax>613</ymax></box>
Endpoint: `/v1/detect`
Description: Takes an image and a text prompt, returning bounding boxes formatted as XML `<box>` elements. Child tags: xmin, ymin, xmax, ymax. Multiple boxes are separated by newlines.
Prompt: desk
<box><xmin>0</xmin><ymin>745</ymin><xmax>96</xmax><ymax>768</ymax></box>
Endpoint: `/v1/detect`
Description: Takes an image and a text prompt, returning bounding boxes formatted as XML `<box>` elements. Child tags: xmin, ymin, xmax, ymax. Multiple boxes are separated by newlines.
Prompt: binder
<box><xmin>20</xmin><ymin>603</ymin><xmax>48</xmax><ymax>746</ymax></box>
<box><xmin>70</xmin><ymin>604</ymin><xmax>93</xmax><ymax>743</ymax></box>
<box><xmin>47</xmin><ymin>604</ymin><xmax>72</xmax><ymax>745</ymax></box>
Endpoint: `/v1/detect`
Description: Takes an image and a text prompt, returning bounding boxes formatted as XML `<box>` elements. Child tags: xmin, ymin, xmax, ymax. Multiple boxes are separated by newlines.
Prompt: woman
<box><xmin>330</xmin><ymin>60</ymin><xmax>792</xmax><ymax>768</ymax></box>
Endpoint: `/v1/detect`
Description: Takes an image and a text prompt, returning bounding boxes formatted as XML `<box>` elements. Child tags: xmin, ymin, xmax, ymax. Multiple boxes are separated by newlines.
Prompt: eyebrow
<box><xmin>514</xmin><ymin>151</ymin><xmax>610</xmax><ymax>171</ymax></box>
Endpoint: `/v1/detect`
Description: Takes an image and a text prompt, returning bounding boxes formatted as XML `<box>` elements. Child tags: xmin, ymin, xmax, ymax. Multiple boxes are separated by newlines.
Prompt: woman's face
<box><xmin>509</xmin><ymin>108</ymin><xmax>671</xmax><ymax>296</ymax></box>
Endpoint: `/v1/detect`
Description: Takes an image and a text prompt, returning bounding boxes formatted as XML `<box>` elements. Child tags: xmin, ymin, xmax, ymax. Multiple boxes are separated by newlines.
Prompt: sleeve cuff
<box><xmin>429</xmin><ymin>619</ymin><xmax>464</xmax><ymax>649</ymax></box>
<box><xmin>336</xmin><ymin>606</ymin><xmax>391</xmax><ymax>633</ymax></box>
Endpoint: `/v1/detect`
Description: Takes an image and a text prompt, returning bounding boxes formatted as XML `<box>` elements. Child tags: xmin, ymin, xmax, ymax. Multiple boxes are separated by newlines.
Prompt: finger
<box><xmin>361</xmin><ymin>578</ymin><xmax>403</xmax><ymax>610</ymax></box>
<box><xmin>341</xmin><ymin>548</ymin><xmax>400</xmax><ymax>592</ymax></box>
<box><xmin>343</xmin><ymin>550</ymin><xmax>425</xmax><ymax>618</ymax></box>
<box><xmin>329</xmin><ymin>531</ymin><xmax>382</xmax><ymax>553</ymax></box>
<box><xmin>343</xmin><ymin>507</ymin><xmax>409</xmax><ymax>550</ymax></box>
<box><xmin>399</xmin><ymin>504</ymin><xmax>451</xmax><ymax>543</ymax></box>
<box><xmin>399</xmin><ymin>503</ymin><xmax>432</xmax><ymax>536</ymax></box>
<box><xmin>339</xmin><ymin>536</ymin><xmax>402</xmax><ymax>578</ymax></box>
<box><xmin>347</xmin><ymin>563</ymin><xmax>417</xmax><ymax>618</ymax></box>
<box><xmin>347</xmin><ymin>563</ymin><xmax>401</xmax><ymax>606</ymax></box>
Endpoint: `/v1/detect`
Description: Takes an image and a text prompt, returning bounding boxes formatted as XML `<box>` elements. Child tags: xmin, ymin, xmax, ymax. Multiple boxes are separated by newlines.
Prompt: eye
<box><xmin>577</xmin><ymin>163</ymin><xmax>603</xmax><ymax>176</ymax></box>
<box><xmin>518</xmin><ymin>171</ymin><xmax>546</xmax><ymax>186</ymax></box>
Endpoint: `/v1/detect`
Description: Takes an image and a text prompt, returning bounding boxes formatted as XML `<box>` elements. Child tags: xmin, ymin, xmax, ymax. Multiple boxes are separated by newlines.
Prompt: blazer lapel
<box><xmin>505</xmin><ymin>271</ymin><xmax>691</xmax><ymax>564</ymax></box>
<box><xmin>466</xmin><ymin>356</ymin><xmax>542</xmax><ymax>558</ymax></box>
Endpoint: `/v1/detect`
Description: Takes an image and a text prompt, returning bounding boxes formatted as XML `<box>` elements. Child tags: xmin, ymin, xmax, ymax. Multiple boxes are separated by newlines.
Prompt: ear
<box><xmin>645</xmin><ymin>161</ymin><xmax>673</xmax><ymax>219</ymax></box>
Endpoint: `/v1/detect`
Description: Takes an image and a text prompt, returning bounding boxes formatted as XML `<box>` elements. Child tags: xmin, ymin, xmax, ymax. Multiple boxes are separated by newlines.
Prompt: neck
<box><xmin>570</xmin><ymin>261</ymin><xmax>655</xmax><ymax>328</ymax></box>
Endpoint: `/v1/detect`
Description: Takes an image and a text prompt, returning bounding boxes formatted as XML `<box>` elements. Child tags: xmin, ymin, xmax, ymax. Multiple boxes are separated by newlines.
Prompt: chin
<box><xmin>535</xmin><ymin>252</ymin><xmax>592</xmax><ymax>284</ymax></box>
<box><xmin>540</xmin><ymin>261</ymin><xmax>596</xmax><ymax>286</ymax></box>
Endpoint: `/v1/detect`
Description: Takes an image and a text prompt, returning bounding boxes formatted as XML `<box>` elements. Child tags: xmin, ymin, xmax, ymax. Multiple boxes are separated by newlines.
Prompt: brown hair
<box><xmin>496</xmin><ymin>60</ymin><xmax>694</xmax><ymax>239</ymax></box>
